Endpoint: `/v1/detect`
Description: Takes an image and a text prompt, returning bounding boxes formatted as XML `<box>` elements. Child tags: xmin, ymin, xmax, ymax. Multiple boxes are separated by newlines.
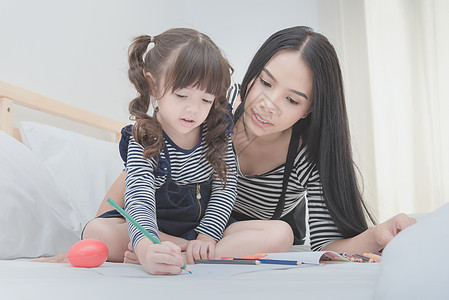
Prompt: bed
<box><xmin>0</xmin><ymin>81</ymin><xmax>447</xmax><ymax>300</ymax></box>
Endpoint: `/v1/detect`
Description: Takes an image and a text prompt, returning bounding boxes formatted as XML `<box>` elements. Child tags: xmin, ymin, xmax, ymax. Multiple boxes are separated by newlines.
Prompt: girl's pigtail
<box><xmin>205</xmin><ymin>94</ymin><xmax>233</xmax><ymax>185</ymax></box>
<box><xmin>127</xmin><ymin>35</ymin><xmax>164</xmax><ymax>159</ymax></box>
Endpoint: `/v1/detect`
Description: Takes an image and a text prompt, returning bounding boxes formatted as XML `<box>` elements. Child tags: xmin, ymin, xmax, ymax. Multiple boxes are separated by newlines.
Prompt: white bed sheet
<box><xmin>0</xmin><ymin>259</ymin><xmax>379</xmax><ymax>300</ymax></box>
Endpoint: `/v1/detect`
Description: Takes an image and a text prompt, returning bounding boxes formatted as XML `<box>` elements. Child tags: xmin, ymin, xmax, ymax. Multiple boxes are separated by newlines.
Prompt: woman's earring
<box><xmin>150</xmin><ymin>96</ymin><xmax>159</xmax><ymax>113</ymax></box>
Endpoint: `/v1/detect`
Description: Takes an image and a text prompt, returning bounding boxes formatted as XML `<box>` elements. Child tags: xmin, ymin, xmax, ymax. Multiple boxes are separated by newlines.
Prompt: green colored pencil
<box><xmin>106</xmin><ymin>198</ymin><xmax>191</xmax><ymax>274</ymax></box>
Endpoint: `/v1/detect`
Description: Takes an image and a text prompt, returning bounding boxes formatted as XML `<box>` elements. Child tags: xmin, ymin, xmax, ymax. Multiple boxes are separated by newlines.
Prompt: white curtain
<box><xmin>363</xmin><ymin>0</ymin><xmax>449</xmax><ymax>221</ymax></box>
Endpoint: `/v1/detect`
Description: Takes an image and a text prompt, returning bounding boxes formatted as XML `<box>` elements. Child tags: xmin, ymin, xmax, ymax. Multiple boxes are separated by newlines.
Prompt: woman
<box><xmin>227</xmin><ymin>26</ymin><xmax>415</xmax><ymax>254</ymax></box>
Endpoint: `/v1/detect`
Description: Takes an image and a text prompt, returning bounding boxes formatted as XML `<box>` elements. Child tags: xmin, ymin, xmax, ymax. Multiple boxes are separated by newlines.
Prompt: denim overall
<box><xmin>154</xmin><ymin>145</ymin><xmax>212</xmax><ymax>240</ymax></box>
<box><xmin>99</xmin><ymin>125</ymin><xmax>212</xmax><ymax>240</ymax></box>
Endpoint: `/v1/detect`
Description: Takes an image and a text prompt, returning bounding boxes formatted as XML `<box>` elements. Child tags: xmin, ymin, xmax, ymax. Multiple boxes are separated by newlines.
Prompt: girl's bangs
<box><xmin>164</xmin><ymin>40</ymin><xmax>229</xmax><ymax>96</ymax></box>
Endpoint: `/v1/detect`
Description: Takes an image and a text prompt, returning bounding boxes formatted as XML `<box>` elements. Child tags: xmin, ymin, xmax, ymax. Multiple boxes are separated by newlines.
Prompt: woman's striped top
<box><xmin>228</xmin><ymin>84</ymin><xmax>343</xmax><ymax>251</ymax></box>
<box><xmin>124</xmin><ymin>125</ymin><xmax>237</xmax><ymax>250</ymax></box>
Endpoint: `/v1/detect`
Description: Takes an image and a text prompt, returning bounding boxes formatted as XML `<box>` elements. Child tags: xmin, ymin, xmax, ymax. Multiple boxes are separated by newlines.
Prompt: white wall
<box><xmin>1</xmin><ymin>0</ymin><xmax>381</xmax><ymax>216</ymax></box>
<box><xmin>1</xmin><ymin>0</ymin><xmax>330</xmax><ymax>124</ymax></box>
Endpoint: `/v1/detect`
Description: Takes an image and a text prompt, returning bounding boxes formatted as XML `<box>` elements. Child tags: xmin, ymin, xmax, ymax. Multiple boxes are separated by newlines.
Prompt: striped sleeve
<box><xmin>124</xmin><ymin>137</ymin><xmax>160</xmax><ymax>251</ymax></box>
<box><xmin>195</xmin><ymin>136</ymin><xmax>237</xmax><ymax>240</ymax></box>
<box><xmin>305</xmin><ymin>164</ymin><xmax>344</xmax><ymax>251</ymax></box>
<box><xmin>227</xmin><ymin>83</ymin><xmax>239</xmax><ymax>108</ymax></box>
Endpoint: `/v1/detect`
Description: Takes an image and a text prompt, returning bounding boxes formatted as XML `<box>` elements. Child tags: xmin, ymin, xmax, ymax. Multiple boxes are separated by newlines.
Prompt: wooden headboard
<box><xmin>0</xmin><ymin>81</ymin><xmax>125</xmax><ymax>142</ymax></box>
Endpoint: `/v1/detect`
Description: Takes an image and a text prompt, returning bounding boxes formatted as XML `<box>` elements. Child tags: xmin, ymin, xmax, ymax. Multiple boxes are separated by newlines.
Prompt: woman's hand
<box><xmin>323</xmin><ymin>213</ymin><xmax>417</xmax><ymax>254</ymax></box>
<box><xmin>372</xmin><ymin>213</ymin><xmax>417</xmax><ymax>249</ymax></box>
<box><xmin>135</xmin><ymin>239</ymin><xmax>184</xmax><ymax>275</ymax></box>
<box><xmin>33</xmin><ymin>252</ymin><xmax>68</xmax><ymax>263</ymax></box>
<box><xmin>185</xmin><ymin>233</ymin><xmax>217</xmax><ymax>265</ymax></box>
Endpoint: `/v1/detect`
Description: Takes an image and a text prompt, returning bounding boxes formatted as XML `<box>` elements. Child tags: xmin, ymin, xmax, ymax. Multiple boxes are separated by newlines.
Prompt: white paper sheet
<box><xmin>93</xmin><ymin>261</ymin><xmax>316</xmax><ymax>278</ymax></box>
<box><xmin>93</xmin><ymin>251</ymin><xmax>349</xmax><ymax>278</ymax></box>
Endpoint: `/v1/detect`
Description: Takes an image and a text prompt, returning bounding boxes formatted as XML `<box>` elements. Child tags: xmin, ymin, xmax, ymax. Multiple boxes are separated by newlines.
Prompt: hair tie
<box><xmin>150</xmin><ymin>36</ymin><xmax>154</xmax><ymax>43</ymax></box>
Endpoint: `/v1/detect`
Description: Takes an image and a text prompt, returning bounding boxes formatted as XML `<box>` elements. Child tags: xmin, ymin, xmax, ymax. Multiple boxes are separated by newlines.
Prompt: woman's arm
<box><xmin>95</xmin><ymin>171</ymin><xmax>126</xmax><ymax>217</ymax></box>
<box><xmin>304</xmin><ymin>163</ymin><xmax>417</xmax><ymax>253</ymax></box>
<box><xmin>322</xmin><ymin>213</ymin><xmax>417</xmax><ymax>254</ymax></box>
<box><xmin>158</xmin><ymin>232</ymin><xmax>188</xmax><ymax>248</ymax></box>
<box><xmin>95</xmin><ymin>124</ymin><xmax>131</xmax><ymax>216</ymax></box>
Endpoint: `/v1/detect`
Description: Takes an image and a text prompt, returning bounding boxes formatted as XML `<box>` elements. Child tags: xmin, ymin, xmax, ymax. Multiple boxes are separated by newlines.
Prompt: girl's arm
<box><xmin>125</xmin><ymin>137</ymin><xmax>187</xmax><ymax>275</ymax></box>
<box><xmin>93</xmin><ymin>173</ymin><xmax>190</xmax><ymax>250</ymax></box>
<box><xmin>185</xmin><ymin>138</ymin><xmax>237</xmax><ymax>264</ymax></box>
<box><xmin>194</xmin><ymin>137</ymin><xmax>237</xmax><ymax>241</ymax></box>
<box><xmin>94</xmin><ymin>172</ymin><xmax>187</xmax><ymax>244</ymax></box>
<box><xmin>124</xmin><ymin>138</ymin><xmax>160</xmax><ymax>250</ymax></box>
<box><xmin>322</xmin><ymin>213</ymin><xmax>417</xmax><ymax>254</ymax></box>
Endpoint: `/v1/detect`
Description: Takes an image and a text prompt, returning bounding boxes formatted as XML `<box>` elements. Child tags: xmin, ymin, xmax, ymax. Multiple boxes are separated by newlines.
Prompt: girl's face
<box><xmin>155</xmin><ymin>85</ymin><xmax>215</xmax><ymax>141</ymax></box>
<box><xmin>243</xmin><ymin>50</ymin><xmax>313</xmax><ymax>139</ymax></box>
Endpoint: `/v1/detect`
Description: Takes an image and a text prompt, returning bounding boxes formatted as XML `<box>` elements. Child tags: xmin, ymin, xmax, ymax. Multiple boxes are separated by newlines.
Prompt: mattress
<box><xmin>0</xmin><ymin>259</ymin><xmax>380</xmax><ymax>300</ymax></box>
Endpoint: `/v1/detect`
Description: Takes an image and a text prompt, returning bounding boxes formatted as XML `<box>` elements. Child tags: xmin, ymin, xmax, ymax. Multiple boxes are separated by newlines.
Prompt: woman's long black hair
<box><xmin>240</xmin><ymin>26</ymin><xmax>376</xmax><ymax>238</ymax></box>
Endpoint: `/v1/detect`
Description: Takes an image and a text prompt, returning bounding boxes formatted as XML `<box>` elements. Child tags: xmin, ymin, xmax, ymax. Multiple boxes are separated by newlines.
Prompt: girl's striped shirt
<box><xmin>124</xmin><ymin>125</ymin><xmax>237</xmax><ymax>250</ymax></box>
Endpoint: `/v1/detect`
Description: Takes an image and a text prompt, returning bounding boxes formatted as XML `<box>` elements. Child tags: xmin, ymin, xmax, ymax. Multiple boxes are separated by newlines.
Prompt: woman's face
<box><xmin>243</xmin><ymin>50</ymin><xmax>313</xmax><ymax>139</ymax></box>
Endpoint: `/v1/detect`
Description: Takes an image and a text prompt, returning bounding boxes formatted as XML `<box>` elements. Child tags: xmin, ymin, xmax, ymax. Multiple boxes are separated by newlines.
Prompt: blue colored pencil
<box><xmin>106</xmin><ymin>198</ymin><xmax>191</xmax><ymax>274</ymax></box>
<box><xmin>233</xmin><ymin>258</ymin><xmax>302</xmax><ymax>266</ymax></box>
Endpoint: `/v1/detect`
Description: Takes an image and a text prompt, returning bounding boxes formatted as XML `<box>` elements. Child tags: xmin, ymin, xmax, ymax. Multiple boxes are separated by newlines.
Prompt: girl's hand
<box><xmin>185</xmin><ymin>233</ymin><xmax>217</xmax><ymax>265</ymax></box>
<box><xmin>372</xmin><ymin>213</ymin><xmax>417</xmax><ymax>249</ymax></box>
<box><xmin>135</xmin><ymin>239</ymin><xmax>184</xmax><ymax>275</ymax></box>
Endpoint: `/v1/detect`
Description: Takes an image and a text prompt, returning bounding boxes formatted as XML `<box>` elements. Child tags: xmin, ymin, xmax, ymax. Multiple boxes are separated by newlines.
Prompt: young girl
<box><xmin>83</xmin><ymin>28</ymin><xmax>293</xmax><ymax>275</ymax></box>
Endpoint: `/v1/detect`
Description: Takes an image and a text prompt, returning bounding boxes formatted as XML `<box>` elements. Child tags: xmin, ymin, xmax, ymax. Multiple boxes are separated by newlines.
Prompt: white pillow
<box><xmin>0</xmin><ymin>131</ymin><xmax>81</xmax><ymax>259</ymax></box>
<box><xmin>374</xmin><ymin>203</ymin><xmax>449</xmax><ymax>299</ymax></box>
<box><xmin>19</xmin><ymin>121</ymin><xmax>124</xmax><ymax>228</ymax></box>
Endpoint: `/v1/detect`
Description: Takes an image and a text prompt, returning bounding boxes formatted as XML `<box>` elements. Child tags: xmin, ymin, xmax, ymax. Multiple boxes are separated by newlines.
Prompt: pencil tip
<box><xmin>183</xmin><ymin>266</ymin><xmax>192</xmax><ymax>274</ymax></box>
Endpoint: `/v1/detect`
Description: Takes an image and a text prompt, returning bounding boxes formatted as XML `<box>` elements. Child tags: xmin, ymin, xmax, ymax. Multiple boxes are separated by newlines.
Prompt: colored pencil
<box><xmin>362</xmin><ymin>252</ymin><xmax>381</xmax><ymax>262</ymax></box>
<box><xmin>233</xmin><ymin>258</ymin><xmax>302</xmax><ymax>266</ymax></box>
<box><xmin>353</xmin><ymin>254</ymin><xmax>374</xmax><ymax>263</ymax></box>
<box><xmin>195</xmin><ymin>259</ymin><xmax>261</xmax><ymax>265</ymax></box>
<box><xmin>367</xmin><ymin>252</ymin><xmax>382</xmax><ymax>259</ymax></box>
<box><xmin>347</xmin><ymin>255</ymin><xmax>362</xmax><ymax>262</ymax></box>
<box><xmin>221</xmin><ymin>253</ymin><xmax>267</xmax><ymax>260</ymax></box>
<box><xmin>106</xmin><ymin>198</ymin><xmax>191</xmax><ymax>274</ymax></box>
